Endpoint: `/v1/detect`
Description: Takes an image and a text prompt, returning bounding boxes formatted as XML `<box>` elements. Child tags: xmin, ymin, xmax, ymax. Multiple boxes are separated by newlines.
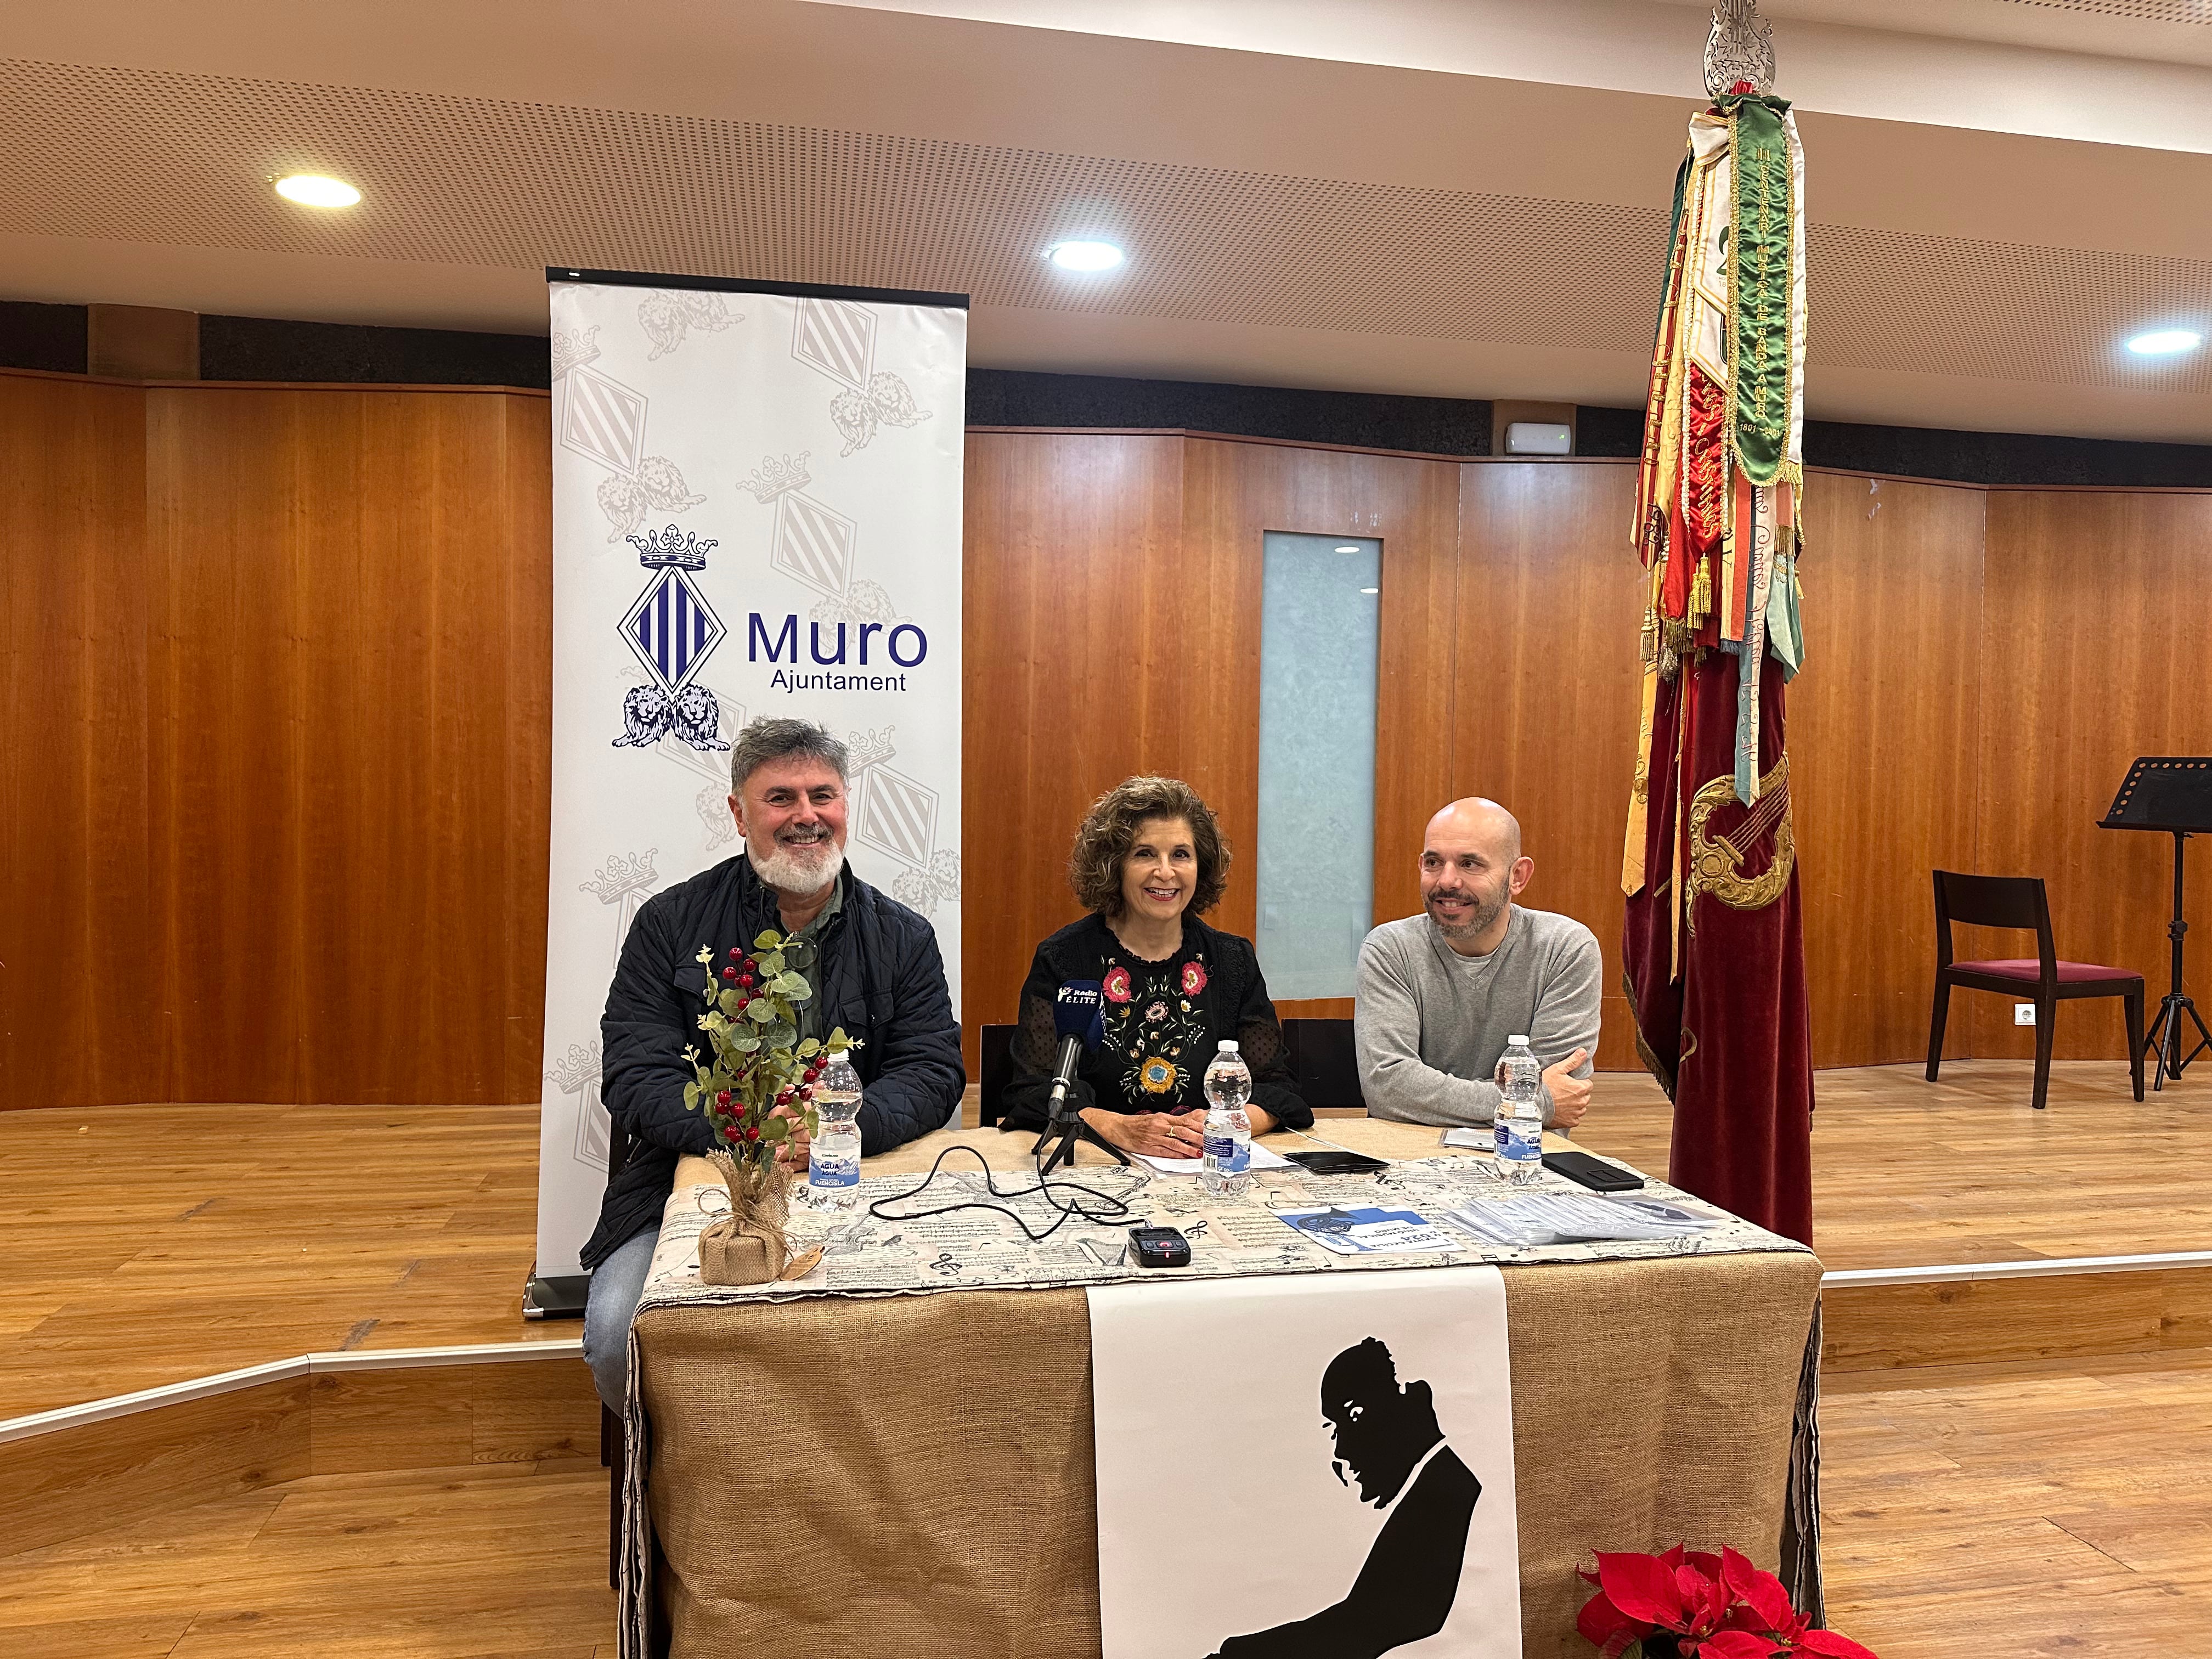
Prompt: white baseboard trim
<box><xmin>0</xmin><ymin>1336</ymin><xmax>583</xmax><ymax>1446</ymax></box>
<box><xmin>13</xmin><ymin>1248</ymin><xmax>2212</xmax><ymax>1446</ymax></box>
<box><xmin>1822</xmin><ymin>1249</ymin><xmax>2212</xmax><ymax>1289</ymax></box>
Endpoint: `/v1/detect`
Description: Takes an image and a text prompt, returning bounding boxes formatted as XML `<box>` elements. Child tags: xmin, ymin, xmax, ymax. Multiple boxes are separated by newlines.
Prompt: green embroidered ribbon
<box><xmin>1654</xmin><ymin>147</ymin><xmax>1692</xmax><ymax>353</ymax></box>
<box><xmin>1723</xmin><ymin>93</ymin><xmax>1795</xmax><ymax>487</ymax></box>
<box><xmin>1635</xmin><ymin>146</ymin><xmax>1696</xmax><ymax>556</ymax></box>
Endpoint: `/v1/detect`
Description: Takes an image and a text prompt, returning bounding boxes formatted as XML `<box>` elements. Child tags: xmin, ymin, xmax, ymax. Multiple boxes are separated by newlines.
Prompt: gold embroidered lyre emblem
<box><xmin>1685</xmin><ymin>755</ymin><xmax>1794</xmax><ymax>930</ymax></box>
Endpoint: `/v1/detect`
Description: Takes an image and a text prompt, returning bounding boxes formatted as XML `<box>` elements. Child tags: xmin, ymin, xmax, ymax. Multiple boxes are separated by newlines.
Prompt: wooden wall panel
<box><xmin>144</xmin><ymin>385</ymin><xmax>550</xmax><ymax>1105</ymax></box>
<box><xmin>13</xmin><ymin>388</ymin><xmax>2208</xmax><ymax>1108</ymax></box>
<box><xmin>1181</xmin><ymin>436</ymin><xmax>1463</xmax><ymax>960</ymax></box>
<box><xmin>1451</xmin><ymin>464</ymin><xmax>1647</xmax><ymax>1069</ymax></box>
<box><xmin>500</xmin><ymin>398</ymin><xmax>555</xmax><ymax>1103</ymax></box>
<box><xmin>147</xmin><ymin>390</ymin><xmax>309</xmax><ymax>1099</ymax></box>
<box><xmin>1791</xmin><ymin>471</ymin><xmax>1984</xmax><ymax>1067</ymax></box>
<box><xmin>0</xmin><ymin>373</ymin><xmax>151</xmax><ymax>1109</ymax></box>
<box><xmin>960</xmin><ymin>434</ymin><xmax>1187</xmax><ymax>1071</ymax></box>
<box><xmin>957</xmin><ymin>432</ymin><xmax>1464</xmax><ymax>1058</ymax></box>
<box><xmin>1971</xmin><ymin>490</ymin><xmax>2212</xmax><ymax>1060</ymax></box>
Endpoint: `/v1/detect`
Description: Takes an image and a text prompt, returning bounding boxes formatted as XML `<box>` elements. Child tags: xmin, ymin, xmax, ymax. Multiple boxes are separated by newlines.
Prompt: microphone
<box><xmin>1047</xmin><ymin>980</ymin><xmax>1106</xmax><ymax>1117</ymax></box>
<box><xmin>1033</xmin><ymin>979</ymin><xmax>1130</xmax><ymax>1172</ymax></box>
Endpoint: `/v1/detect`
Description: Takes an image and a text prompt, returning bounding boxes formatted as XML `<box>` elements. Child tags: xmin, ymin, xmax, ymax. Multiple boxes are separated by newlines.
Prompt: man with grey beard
<box><xmin>1353</xmin><ymin>798</ymin><xmax>1600</xmax><ymax>1132</ymax></box>
<box><xmin>579</xmin><ymin>717</ymin><xmax>963</xmax><ymax>1409</ymax></box>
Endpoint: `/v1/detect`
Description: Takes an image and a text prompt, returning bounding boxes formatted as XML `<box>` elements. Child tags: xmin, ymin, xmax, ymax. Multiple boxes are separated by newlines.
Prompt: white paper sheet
<box><xmin>1446</xmin><ymin>1193</ymin><xmax>1725</xmax><ymax>1247</ymax></box>
<box><xmin>1132</xmin><ymin>1142</ymin><xmax>1295</xmax><ymax>1175</ymax></box>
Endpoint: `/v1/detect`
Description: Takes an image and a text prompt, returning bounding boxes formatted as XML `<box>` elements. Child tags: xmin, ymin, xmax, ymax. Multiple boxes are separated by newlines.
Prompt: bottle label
<box><xmin>1203</xmin><ymin>1133</ymin><xmax>1235</xmax><ymax>1163</ymax></box>
<box><xmin>1229</xmin><ymin>1142</ymin><xmax>1250</xmax><ymax>1173</ymax></box>
<box><xmin>810</xmin><ymin>1154</ymin><xmax>859</xmax><ymax>1189</ymax></box>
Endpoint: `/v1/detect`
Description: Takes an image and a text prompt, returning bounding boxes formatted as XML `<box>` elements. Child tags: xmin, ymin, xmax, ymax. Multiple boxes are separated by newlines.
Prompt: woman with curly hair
<box><xmin>999</xmin><ymin>776</ymin><xmax>1311</xmax><ymax>1153</ymax></box>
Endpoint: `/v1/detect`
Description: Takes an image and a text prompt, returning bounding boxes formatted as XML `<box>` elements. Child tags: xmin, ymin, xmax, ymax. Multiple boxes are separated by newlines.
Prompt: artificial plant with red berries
<box><xmin>681</xmin><ymin>927</ymin><xmax>858</xmax><ymax>1173</ymax></box>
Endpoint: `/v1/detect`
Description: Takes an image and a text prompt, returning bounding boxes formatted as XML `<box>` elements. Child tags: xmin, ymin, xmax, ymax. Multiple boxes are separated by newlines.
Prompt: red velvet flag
<box><xmin>1622</xmin><ymin>652</ymin><xmax>1813</xmax><ymax>1245</ymax></box>
<box><xmin>1623</xmin><ymin>93</ymin><xmax>1814</xmax><ymax>1246</ymax></box>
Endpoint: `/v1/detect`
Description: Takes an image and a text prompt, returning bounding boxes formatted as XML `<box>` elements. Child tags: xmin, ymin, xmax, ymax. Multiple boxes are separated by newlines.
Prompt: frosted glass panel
<box><xmin>1255</xmin><ymin>532</ymin><xmax>1381</xmax><ymax>1000</ymax></box>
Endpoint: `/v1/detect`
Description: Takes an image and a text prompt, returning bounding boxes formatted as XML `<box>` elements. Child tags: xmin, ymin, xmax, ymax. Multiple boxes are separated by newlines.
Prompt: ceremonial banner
<box><xmin>1089</xmin><ymin>1268</ymin><xmax>1521</xmax><ymax>1659</ymax></box>
<box><xmin>532</xmin><ymin>271</ymin><xmax>967</xmax><ymax>1292</ymax></box>
<box><xmin>1622</xmin><ymin>94</ymin><xmax>1813</xmax><ymax>1246</ymax></box>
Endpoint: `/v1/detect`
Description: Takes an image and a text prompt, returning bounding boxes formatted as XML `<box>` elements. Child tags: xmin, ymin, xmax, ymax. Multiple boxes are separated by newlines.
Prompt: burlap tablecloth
<box><xmin>634</xmin><ymin>1120</ymin><xmax>1823</xmax><ymax>1658</ymax></box>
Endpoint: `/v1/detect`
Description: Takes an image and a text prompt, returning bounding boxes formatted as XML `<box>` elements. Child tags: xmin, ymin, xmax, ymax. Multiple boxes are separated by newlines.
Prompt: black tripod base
<box><xmin>1033</xmin><ymin>1114</ymin><xmax>1131</xmax><ymax>1176</ymax></box>
<box><xmin>2145</xmin><ymin>992</ymin><xmax>2212</xmax><ymax>1088</ymax></box>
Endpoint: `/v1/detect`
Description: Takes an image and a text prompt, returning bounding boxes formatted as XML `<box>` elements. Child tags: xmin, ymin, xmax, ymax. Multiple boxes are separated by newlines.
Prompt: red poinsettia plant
<box><xmin>1578</xmin><ymin>1545</ymin><xmax>1877</xmax><ymax>1659</ymax></box>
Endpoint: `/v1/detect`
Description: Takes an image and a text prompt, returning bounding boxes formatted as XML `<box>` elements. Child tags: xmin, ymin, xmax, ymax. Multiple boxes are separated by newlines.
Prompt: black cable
<box><xmin>867</xmin><ymin>1144</ymin><xmax>1138</xmax><ymax>1242</ymax></box>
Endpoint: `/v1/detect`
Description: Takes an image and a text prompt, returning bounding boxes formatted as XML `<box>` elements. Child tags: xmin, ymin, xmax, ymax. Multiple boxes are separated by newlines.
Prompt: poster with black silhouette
<box><xmin>1088</xmin><ymin>1267</ymin><xmax>1520</xmax><ymax>1658</ymax></box>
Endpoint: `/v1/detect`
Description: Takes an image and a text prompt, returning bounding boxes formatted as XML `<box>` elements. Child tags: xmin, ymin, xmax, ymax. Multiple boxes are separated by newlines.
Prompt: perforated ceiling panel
<box><xmin>3</xmin><ymin>55</ymin><xmax>2209</xmax><ymax>395</ymax></box>
<box><xmin>1996</xmin><ymin>0</ymin><xmax>2211</xmax><ymax>21</ymax></box>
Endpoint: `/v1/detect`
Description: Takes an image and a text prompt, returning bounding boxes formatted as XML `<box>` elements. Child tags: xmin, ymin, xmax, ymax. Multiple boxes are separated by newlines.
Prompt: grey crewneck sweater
<box><xmin>1354</xmin><ymin>906</ymin><xmax>1602</xmax><ymax>1127</ymax></box>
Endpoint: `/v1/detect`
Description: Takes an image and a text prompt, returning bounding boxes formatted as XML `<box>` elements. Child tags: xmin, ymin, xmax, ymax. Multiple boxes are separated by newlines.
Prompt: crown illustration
<box><xmin>544</xmin><ymin>1040</ymin><xmax>603</xmax><ymax>1093</ymax></box>
<box><xmin>741</xmin><ymin>452</ymin><xmax>811</xmax><ymax>503</ymax></box>
<box><xmin>625</xmin><ymin>526</ymin><xmax>716</xmax><ymax>569</ymax></box>
<box><xmin>844</xmin><ymin>725</ymin><xmax>898</xmax><ymax>775</ymax></box>
<box><xmin>579</xmin><ymin>848</ymin><xmax>660</xmax><ymax>902</ymax></box>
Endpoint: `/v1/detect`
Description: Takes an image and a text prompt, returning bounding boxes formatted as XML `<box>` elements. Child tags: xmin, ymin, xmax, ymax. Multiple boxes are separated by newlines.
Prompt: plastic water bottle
<box><xmin>806</xmin><ymin>1052</ymin><xmax>862</xmax><ymax>1212</ymax></box>
<box><xmin>1493</xmin><ymin>1035</ymin><xmax>1544</xmax><ymax>1184</ymax></box>
<box><xmin>1201</xmin><ymin>1041</ymin><xmax>1253</xmax><ymax>1197</ymax></box>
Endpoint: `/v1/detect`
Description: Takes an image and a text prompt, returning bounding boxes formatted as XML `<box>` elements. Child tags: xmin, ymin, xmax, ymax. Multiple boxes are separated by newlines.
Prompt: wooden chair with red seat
<box><xmin>1926</xmin><ymin>870</ymin><xmax>2146</xmax><ymax>1111</ymax></box>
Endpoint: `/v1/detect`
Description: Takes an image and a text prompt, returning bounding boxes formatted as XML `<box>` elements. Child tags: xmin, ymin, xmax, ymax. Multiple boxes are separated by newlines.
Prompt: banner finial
<box><xmin>1705</xmin><ymin>0</ymin><xmax>1777</xmax><ymax>98</ymax></box>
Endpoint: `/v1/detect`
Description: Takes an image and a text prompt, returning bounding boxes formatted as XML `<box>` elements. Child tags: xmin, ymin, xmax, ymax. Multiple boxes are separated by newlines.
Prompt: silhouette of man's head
<box><xmin>1321</xmin><ymin>1338</ymin><xmax>1445</xmax><ymax>1508</ymax></box>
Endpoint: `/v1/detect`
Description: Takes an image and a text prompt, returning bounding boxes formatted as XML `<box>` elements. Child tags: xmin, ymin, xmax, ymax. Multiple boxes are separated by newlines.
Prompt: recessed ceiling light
<box><xmin>274</xmin><ymin>174</ymin><xmax>361</xmax><ymax>208</ymax></box>
<box><xmin>1335</xmin><ymin>544</ymin><xmax>1361</xmax><ymax>553</ymax></box>
<box><xmin>1046</xmin><ymin>240</ymin><xmax>1124</xmax><ymax>272</ymax></box>
<box><xmin>2125</xmin><ymin>329</ymin><xmax>2202</xmax><ymax>357</ymax></box>
<box><xmin>1358</xmin><ymin>586</ymin><xmax>1380</xmax><ymax>595</ymax></box>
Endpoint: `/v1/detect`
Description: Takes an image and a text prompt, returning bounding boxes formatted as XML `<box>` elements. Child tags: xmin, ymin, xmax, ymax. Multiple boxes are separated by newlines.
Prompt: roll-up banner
<box><xmin>529</xmin><ymin>270</ymin><xmax>968</xmax><ymax>1304</ymax></box>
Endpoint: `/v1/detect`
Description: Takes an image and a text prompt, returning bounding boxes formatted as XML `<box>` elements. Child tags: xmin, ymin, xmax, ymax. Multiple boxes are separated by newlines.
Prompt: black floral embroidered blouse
<box><xmin>1000</xmin><ymin>913</ymin><xmax>1311</xmax><ymax>1131</ymax></box>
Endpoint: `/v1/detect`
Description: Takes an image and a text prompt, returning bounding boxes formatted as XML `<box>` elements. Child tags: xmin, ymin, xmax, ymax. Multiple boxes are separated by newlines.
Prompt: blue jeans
<box><xmin>582</xmin><ymin>1228</ymin><xmax>657</xmax><ymax>1412</ymax></box>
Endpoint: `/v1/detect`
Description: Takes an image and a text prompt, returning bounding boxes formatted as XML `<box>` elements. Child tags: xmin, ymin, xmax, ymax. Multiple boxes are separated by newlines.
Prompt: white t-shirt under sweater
<box><xmin>1353</xmin><ymin>905</ymin><xmax>1603</xmax><ymax>1127</ymax></box>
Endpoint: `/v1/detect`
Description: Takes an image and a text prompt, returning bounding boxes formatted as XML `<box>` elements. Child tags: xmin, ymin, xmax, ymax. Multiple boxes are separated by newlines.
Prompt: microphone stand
<box><xmin>1033</xmin><ymin>1077</ymin><xmax>1131</xmax><ymax>1176</ymax></box>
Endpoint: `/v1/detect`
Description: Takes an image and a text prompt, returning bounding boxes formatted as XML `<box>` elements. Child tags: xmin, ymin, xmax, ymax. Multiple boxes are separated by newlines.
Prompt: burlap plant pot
<box><xmin>697</xmin><ymin>1152</ymin><xmax>823</xmax><ymax>1285</ymax></box>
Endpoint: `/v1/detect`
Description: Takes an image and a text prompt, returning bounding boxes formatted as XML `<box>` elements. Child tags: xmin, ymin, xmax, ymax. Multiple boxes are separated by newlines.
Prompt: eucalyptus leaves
<box><xmin>682</xmin><ymin>928</ymin><xmax>859</xmax><ymax>1164</ymax></box>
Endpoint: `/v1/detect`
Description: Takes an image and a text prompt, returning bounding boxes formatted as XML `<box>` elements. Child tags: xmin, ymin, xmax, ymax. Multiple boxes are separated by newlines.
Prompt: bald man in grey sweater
<box><xmin>1356</xmin><ymin>799</ymin><xmax>1602</xmax><ymax>1129</ymax></box>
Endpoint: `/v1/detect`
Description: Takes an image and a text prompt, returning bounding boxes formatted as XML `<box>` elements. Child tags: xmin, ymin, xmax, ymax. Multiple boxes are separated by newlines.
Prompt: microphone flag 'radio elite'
<box><xmin>1049</xmin><ymin>980</ymin><xmax>1107</xmax><ymax>1111</ymax></box>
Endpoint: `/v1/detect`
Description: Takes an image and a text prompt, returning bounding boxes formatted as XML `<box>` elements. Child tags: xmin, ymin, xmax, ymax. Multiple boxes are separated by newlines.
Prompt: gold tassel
<box><xmin>1689</xmin><ymin>558</ymin><xmax>1713</xmax><ymax>623</ymax></box>
<box><xmin>1639</xmin><ymin>607</ymin><xmax>1658</xmax><ymax>667</ymax></box>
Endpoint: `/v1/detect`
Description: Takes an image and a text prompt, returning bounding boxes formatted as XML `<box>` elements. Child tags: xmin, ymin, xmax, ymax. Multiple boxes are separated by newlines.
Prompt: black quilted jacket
<box><xmin>580</xmin><ymin>855</ymin><xmax>963</xmax><ymax>1269</ymax></box>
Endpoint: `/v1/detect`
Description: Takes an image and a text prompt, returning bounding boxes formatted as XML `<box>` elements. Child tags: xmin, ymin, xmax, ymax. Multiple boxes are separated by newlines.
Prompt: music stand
<box><xmin>2100</xmin><ymin>757</ymin><xmax>2212</xmax><ymax>1087</ymax></box>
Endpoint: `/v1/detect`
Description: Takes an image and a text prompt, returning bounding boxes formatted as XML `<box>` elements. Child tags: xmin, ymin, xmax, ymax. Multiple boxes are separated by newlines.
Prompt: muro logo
<box><xmin>747</xmin><ymin>613</ymin><xmax>927</xmax><ymax>693</ymax></box>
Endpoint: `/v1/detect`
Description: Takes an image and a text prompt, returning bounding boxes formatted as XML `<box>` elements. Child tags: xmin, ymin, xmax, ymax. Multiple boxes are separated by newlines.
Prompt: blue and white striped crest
<box><xmin>618</xmin><ymin>568</ymin><xmax>726</xmax><ymax>693</ymax></box>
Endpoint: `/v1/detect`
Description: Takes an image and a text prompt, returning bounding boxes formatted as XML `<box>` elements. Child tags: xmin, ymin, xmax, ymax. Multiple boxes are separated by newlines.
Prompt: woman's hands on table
<box><xmin>1080</xmin><ymin>1103</ymin><xmax>1283</xmax><ymax>1156</ymax></box>
<box><xmin>1081</xmin><ymin>1107</ymin><xmax>1206</xmax><ymax>1159</ymax></box>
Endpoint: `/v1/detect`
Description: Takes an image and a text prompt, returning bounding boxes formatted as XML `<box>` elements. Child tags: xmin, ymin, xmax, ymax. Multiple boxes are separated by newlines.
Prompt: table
<box><xmin>630</xmin><ymin>1119</ymin><xmax>1823</xmax><ymax>1658</ymax></box>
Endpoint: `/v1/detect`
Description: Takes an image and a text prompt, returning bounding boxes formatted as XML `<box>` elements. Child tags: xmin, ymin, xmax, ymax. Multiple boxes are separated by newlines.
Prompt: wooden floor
<box><xmin>1573</xmin><ymin>1058</ymin><xmax>2212</xmax><ymax>1269</ymax></box>
<box><xmin>3</xmin><ymin>1059</ymin><xmax>2205</xmax><ymax>1420</ymax></box>
<box><xmin>0</xmin><ymin>1103</ymin><xmax>569</xmax><ymax>1421</ymax></box>
<box><xmin>0</xmin><ymin>1461</ymin><xmax>618</xmax><ymax>1658</ymax></box>
<box><xmin>3</xmin><ymin>1062</ymin><xmax>2208</xmax><ymax>1656</ymax></box>
<box><xmin>4</xmin><ymin>1348</ymin><xmax>2207</xmax><ymax>1658</ymax></box>
<box><xmin>1822</xmin><ymin>1348</ymin><xmax>2212</xmax><ymax>1656</ymax></box>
